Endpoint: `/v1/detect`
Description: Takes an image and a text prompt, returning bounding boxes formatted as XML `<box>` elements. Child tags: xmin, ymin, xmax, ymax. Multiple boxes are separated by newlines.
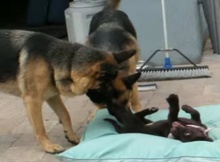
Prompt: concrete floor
<box><xmin>0</xmin><ymin>40</ymin><xmax>220</xmax><ymax>162</ymax></box>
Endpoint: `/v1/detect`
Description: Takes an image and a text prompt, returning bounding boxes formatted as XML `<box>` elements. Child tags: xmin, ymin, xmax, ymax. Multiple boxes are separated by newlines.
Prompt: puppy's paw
<box><xmin>182</xmin><ymin>105</ymin><xmax>193</xmax><ymax>113</ymax></box>
<box><xmin>143</xmin><ymin>107</ymin><xmax>159</xmax><ymax>114</ymax></box>
<box><xmin>148</xmin><ymin>107</ymin><xmax>159</xmax><ymax>113</ymax></box>
<box><xmin>166</xmin><ymin>94</ymin><xmax>179</xmax><ymax>106</ymax></box>
<box><xmin>135</xmin><ymin>107</ymin><xmax>159</xmax><ymax>117</ymax></box>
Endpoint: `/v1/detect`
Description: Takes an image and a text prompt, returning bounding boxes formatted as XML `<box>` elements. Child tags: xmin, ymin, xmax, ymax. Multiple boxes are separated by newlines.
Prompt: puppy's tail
<box><xmin>104</xmin><ymin>0</ymin><xmax>121</xmax><ymax>10</ymax></box>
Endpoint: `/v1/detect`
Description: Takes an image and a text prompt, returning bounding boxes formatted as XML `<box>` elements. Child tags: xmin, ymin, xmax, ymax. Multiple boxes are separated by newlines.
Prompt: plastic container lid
<box><xmin>69</xmin><ymin>0</ymin><xmax>106</xmax><ymax>8</ymax></box>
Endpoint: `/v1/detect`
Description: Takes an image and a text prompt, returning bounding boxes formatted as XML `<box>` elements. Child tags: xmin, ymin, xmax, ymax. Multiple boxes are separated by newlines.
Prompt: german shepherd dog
<box><xmin>86</xmin><ymin>0</ymin><xmax>141</xmax><ymax>112</ymax></box>
<box><xmin>105</xmin><ymin>94</ymin><xmax>213</xmax><ymax>142</ymax></box>
<box><xmin>0</xmin><ymin>29</ymin><xmax>136</xmax><ymax>153</ymax></box>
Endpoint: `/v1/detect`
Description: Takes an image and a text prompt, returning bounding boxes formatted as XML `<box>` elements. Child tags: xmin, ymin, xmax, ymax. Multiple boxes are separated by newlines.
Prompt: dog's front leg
<box><xmin>23</xmin><ymin>95</ymin><xmax>64</xmax><ymax>153</ymax></box>
<box><xmin>46</xmin><ymin>95</ymin><xmax>79</xmax><ymax>145</ymax></box>
<box><xmin>130</xmin><ymin>82</ymin><xmax>141</xmax><ymax>112</ymax></box>
<box><xmin>129</xmin><ymin>63</ymin><xmax>141</xmax><ymax>112</ymax></box>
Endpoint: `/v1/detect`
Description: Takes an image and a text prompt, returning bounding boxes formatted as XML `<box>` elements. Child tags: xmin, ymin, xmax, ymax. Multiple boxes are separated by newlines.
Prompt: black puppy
<box><xmin>105</xmin><ymin>94</ymin><xmax>213</xmax><ymax>142</ymax></box>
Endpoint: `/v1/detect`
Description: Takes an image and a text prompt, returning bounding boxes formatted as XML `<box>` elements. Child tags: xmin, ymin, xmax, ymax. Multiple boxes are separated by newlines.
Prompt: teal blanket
<box><xmin>57</xmin><ymin>105</ymin><xmax>220</xmax><ymax>162</ymax></box>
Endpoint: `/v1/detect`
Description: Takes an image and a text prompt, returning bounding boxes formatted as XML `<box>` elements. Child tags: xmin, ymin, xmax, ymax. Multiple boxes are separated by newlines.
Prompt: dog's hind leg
<box><xmin>23</xmin><ymin>95</ymin><xmax>64</xmax><ymax>153</ymax></box>
<box><xmin>182</xmin><ymin>105</ymin><xmax>202</xmax><ymax>123</ymax></box>
<box><xmin>46</xmin><ymin>95</ymin><xmax>79</xmax><ymax>145</ymax></box>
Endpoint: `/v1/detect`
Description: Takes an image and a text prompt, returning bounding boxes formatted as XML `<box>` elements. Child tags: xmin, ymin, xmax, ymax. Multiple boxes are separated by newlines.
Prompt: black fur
<box><xmin>88</xmin><ymin>10</ymin><xmax>136</xmax><ymax>70</ymax></box>
<box><xmin>0</xmin><ymin>31</ymin><xmax>21</xmax><ymax>82</ymax></box>
<box><xmin>89</xmin><ymin>10</ymin><xmax>137</xmax><ymax>39</ymax></box>
<box><xmin>87</xmin><ymin>73</ymin><xmax>140</xmax><ymax>107</ymax></box>
<box><xmin>86</xmin><ymin>1</ymin><xmax>138</xmax><ymax>108</ymax></box>
<box><xmin>0</xmin><ymin>30</ymin><xmax>124</xmax><ymax>84</ymax></box>
<box><xmin>25</xmin><ymin>33</ymin><xmax>53</xmax><ymax>57</ymax></box>
<box><xmin>87</xmin><ymin>84</ymin><xmax>123</xmax><ymax>106</ymax></box>
<box><xmin>0</xmin><ymin>30</ymin><xmax>77</xmax><ymax>82</ymax></box>
<box><xmin>105</xmin><ymin>94</ymin><xmax>213</xmax><ymax>142</ymax></box>
<box><xmin>89</xmin><ymin>28</ymin><xmax>132</xmax><ymax>52</ymax></box>
<box><xmin>0</xmin><ymin>54</ymin><xmax>19</xmax><ymax>82</ymax></box>
<box><xmin>0</xmin><ymin>29</ymin><xmax>137</xmax><ymax>153</ymax></box>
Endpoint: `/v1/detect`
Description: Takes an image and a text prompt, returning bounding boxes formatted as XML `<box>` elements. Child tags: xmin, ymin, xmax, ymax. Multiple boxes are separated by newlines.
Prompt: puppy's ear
<box><xmin>123</xmin><ymin>73</ymin><xmax>141</xmax><ymax>89</ymax></box>
<box><xmin>113</xmin><ymin>49</ymin><xmax>136</xmax><ymax>64</ymax></box>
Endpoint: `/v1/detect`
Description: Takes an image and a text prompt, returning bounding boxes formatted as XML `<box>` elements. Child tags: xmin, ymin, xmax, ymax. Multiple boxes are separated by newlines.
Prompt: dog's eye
<box><xmin>184</xmin><ymin>132</ymin><xmax>191</xmax><ymax>136</ymax></box>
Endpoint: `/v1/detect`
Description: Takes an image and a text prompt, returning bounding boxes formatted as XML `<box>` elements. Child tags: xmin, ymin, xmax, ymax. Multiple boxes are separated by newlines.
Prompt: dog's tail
<box><xmin>104</xmin><ymin>0</ymin><xmax>121</xmax><ymax>10</ymax></box>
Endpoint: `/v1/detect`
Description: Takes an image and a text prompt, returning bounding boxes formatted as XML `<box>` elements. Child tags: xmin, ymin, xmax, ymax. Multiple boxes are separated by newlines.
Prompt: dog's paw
<box><xmin>42</xmin><ymin>141</ymin><xmax>65</xmax><ymax>154</ymax></box>
<box><xmin>166</xmin><ymin>94</ymin><xmax>179</xmax><ymax>105</ymax></box>
<box><xmin>64</xmin><ymin>131</ymin><xmax>79</xmax><ymax>145</ymax></box>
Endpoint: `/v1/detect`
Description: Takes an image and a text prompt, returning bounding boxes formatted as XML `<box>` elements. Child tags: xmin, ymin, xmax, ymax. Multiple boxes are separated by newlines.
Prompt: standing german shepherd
<box><xmin>86</xmin><ymin>0</ymin><xmax>141</xmax><ymax>112</ymax></box>
<box><xmin>0</xmin><ymin>29</ymin><xmax>136</xmax><ymax>153</ymax></box>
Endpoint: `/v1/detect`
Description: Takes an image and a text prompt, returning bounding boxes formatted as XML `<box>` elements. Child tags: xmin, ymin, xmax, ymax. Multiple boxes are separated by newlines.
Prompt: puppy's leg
<box><xmin>24</xmin><ymin>95</ymin><xmax>64</xmax><ymax>153</ymax></box>
<box><xmin>46</xmin><ymin>95</ymin><xmax>79</xmax><ymax>145</ymax></box>
<box><xmin>166</xmin><ymin>94</ymin><xmax>179</xmax><ymax>123</ymax></box>
<box><xmin>182</xmin><ymin>105</ymin><xmax>201</xmax><ymax>123</ymax></box>
<box><xmin>134</xmin><ymin>107</ymin><xmax>158</xmax><ymax>124</ymax></box>
<box><xmin>104</xmin><ymin>119</ymin><xmax>125</xmax><ymax>133</ymax></box>
<box><xmin>135</xmin><ymin>107</ymin><xmax>158</xmax><ymax>117</ymax></box>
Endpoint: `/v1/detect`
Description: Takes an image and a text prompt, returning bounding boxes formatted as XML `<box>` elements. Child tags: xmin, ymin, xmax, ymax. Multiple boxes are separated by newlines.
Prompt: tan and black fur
<box><xmin>0</xmin><ymin>29</ymin><xmax>136</xmax><ymax>153</ymax></box>
<box><xmin>86</xmin><ymin>0</ymin><xmax>141</xmax><ymax>112</ymax></box>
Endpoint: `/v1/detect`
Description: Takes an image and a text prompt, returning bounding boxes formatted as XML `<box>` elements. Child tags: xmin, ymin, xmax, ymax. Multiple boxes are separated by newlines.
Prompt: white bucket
<box><xmin>65</xmin><ymin>0</ymin><xmax>106</xmax><ymax>44</ymax></box>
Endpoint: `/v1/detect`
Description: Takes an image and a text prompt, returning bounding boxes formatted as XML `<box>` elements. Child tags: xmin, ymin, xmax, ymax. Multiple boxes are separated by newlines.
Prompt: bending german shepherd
<box><xmin>86</xmin><ymin>0</ymin><xmax>141</xmax><ymax>112</ymax></box>
<box><xmin>105</xmin><ymin>94</ymin><xmax>213</xmax><ymax>142</ymax></box>
<box><xmin>0</xmin><ymin>29</ymin><xmax>136</xmax><ymax>153</ymax></box>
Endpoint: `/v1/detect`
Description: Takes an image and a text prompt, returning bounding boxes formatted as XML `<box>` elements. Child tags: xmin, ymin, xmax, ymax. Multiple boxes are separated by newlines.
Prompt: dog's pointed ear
<box><xmin>113</xmin><ymin>49</ymin><xmax>136</xmax><ymax>64</ymax></box>
<box><xmin>123</xmin><ymin>73</ymin><xmax>141</xmax><ymax>89</ymax></box>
